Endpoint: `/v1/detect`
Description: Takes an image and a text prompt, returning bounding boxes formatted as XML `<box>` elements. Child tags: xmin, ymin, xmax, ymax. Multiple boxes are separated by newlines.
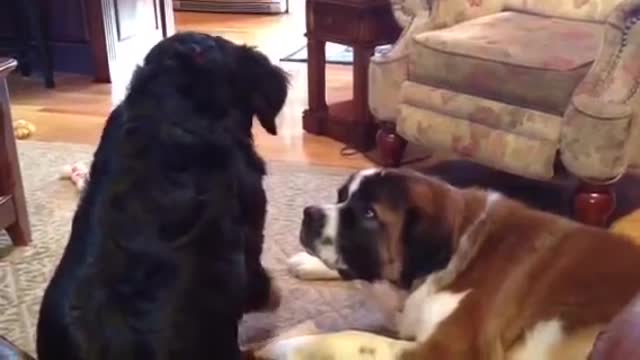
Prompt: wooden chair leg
<box><xmin>376</xmin><ymin>122</ymin><xmax>407</xmax><ymax>167</ymax></box>
<box><xmin>573</xmin><ymin>181</ymin><xmax>616</xmax><ymax>227</ymax></box>
<box><xmin>0</xmin><ymin>65</ymin><xmax>32</xmax><ymax>246</ymax></box>
<box><xmin>6</xmin><ymin>213</ymin><xmax>31</xmax><ymax>246</ymax></box>
<box><xmin>5</xmin><ymin>144</ymin><xmax>31</xmax><ymax>246</ymax></box>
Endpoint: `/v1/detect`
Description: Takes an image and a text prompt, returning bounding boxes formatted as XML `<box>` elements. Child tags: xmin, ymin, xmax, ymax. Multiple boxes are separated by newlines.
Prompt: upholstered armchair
<box><xmin>369</xmin><ymin>0</ymin><xmax>640</xmax><ymax>226</ymax></box>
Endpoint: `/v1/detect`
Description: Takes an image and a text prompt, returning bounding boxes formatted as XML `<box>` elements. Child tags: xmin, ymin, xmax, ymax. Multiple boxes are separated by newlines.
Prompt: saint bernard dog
<box><xmin>256</xmin><ymin>168</ymin><xmax>640</xmax><ymax>360</ymax></box>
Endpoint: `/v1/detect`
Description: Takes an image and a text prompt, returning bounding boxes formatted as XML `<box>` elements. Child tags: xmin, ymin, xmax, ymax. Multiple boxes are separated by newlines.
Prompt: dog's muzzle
<box><xmin>300</xmin><ymin>205</ymin><xmax>325</xmax><ymax>251</ymax></box>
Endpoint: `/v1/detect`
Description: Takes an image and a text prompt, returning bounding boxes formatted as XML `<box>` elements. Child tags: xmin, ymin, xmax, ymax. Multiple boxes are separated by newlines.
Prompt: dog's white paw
<box><xmin>256</xmin><ymin>331</ymin><xmax>416</xmax><ymax>360</ymax></box>
<box><xmin>287</xmin><ymin>252</ymin><xmax>340</xmax><ymax>280</ymax></box>
<box><xmin>255</xmin><ymin>336</ymin><xmax>315</xmax><ymax>360</ymax></box>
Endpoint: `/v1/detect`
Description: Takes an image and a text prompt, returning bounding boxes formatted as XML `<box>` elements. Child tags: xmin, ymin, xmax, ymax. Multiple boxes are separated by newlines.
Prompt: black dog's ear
<box><xmin>400</xmin><ymin>206</ymin><xmax>454</xmax><ymax>288</ymax></box>
<box><xmin>236</xmin><ymin>46</ymin><xmax>289</xmax><ymax>136</ymax></box>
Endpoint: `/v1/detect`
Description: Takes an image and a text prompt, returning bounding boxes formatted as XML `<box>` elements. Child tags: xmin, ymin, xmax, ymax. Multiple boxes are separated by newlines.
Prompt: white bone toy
<box><xmin>60</xmin><ymin>162</ymin><xmax>89</xmax><ymax>192</ymax></box>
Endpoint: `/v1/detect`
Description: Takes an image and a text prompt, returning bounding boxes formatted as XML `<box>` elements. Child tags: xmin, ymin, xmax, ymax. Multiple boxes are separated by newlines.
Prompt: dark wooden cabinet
<box><xmin>0</xmin><ymin>0</ymin><xmax>93</xmax><ymax>75</ymax></box>
<box><xmin>0</xmin><ymin>0</ymin><xmax>175</xmax><ymax>82</ymax></box>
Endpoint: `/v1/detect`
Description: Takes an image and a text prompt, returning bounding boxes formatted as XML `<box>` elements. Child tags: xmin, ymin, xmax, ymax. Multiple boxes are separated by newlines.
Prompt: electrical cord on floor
<box><xmin>339</xmin><ymin>145</ymin><xmax>360</xmax><ymax>157</ymax></box>
<box><xmin>339</xmin><ymin>144</ymin><xmax>433</xmax><ymax>166</ymax></box>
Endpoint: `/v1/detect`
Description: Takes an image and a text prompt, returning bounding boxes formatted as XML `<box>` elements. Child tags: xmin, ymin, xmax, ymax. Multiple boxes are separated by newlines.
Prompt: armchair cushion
<box><xmin>410</xmin><ymin>11</ymin><xmax>603</xmax><ymax>115</ymax></box>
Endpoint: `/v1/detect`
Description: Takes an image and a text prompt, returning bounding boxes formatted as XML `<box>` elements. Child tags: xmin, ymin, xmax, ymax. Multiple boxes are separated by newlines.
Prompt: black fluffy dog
<box><xmin>36</xmin><ymin>32</ymin><xmax>288</xmax><ymax>360</ymax></box>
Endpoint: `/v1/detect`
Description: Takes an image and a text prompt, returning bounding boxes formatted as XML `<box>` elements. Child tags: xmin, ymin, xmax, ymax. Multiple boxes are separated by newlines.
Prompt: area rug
<box><xmin>0</xmin><ymin>141</ymin><xmax>388</xmax><ymax>357</ymax></box>
<box><xmin>3</xmin><ymin>141</ymin><xmax>639</xmax><ymax>357</ymax></box>
<box><xmin>281</xmin><ymin>43</ymin><xmax>392</xmax><ymax>64</ymax></box>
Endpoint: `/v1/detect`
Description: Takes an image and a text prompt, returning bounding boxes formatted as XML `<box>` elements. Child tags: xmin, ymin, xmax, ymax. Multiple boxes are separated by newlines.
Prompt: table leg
<box><xmin>304</xmin><ymin>37</ymin><xmax>327</xmax><ymax>134</ymax></box>
<box><xmin>23</xmin><ymin>0</ymin><xmax>55</xmax><ymax>88</ymax></box>
<box><xmin>0</xmin><ymin>79</ymin><xmax>31</xmax><ymax>246</ymax></box>
<box><xmin>353</xmin><ymin>45</ymin><xmax>375</xmax><ymax>124</ymax></box>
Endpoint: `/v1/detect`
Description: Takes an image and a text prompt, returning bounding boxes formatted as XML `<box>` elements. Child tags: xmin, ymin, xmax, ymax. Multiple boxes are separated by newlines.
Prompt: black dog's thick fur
<box><xmin>36</xmin><ymin>32</ymin><xmax>288</xmax><ymax>360</ymax></box>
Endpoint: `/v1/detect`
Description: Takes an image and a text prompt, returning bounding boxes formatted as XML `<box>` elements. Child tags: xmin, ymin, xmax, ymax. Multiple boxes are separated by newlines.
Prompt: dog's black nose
<box><xmin>303</xmin><ymin>206</ymin><xmax>324</xmax><ymax>223</ymax></box>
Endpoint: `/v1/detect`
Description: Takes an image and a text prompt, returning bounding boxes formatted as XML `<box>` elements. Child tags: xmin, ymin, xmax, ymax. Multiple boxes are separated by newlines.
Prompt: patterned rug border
<box><xmin>5</xmin><ymin>141</ymin><xmax>640</xmax><ymax>357</ymax></box>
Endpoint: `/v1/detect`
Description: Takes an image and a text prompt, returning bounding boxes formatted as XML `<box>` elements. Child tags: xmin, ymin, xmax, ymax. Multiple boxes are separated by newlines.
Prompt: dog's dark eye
<box><xmin>363</xmin><ymin>207</ymin><xmax>377</xmax><ymax>219</ymax></box>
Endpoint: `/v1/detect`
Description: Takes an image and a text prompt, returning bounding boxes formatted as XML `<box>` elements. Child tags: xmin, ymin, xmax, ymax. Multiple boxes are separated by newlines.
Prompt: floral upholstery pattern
<box><xmin>560</xmin><ymin>0</ymin><xmax>640</xmax><ymax>178</ymax></box>
<box><xmin>369</xmin><ymin>55</ymin><xmax>410</xmax><ymax>122</ymax></box>
<box><xmin>428</xmin><ymin>0</ymin><xmax>506</xmax><ymax>28</ymax></box>
<box><xmin>397</xmin><ymin>82</ymin><xmax>561</xmax><ymax>179</ymax></box>
<box><xmin>370</xmin><ymin>0</ymin><xmax>640</xmax><ymax>182</ymax></box>
<box><xmin>390</xmin><ymin>0</ymin><xmax>429</xmax><ymax>27</ymax></box>
<box><xmin>561</xmin><ymin>96</ymin><xmax>633</xmax><ymax>179</ymax></box>
<box><xmin>411</xmin><ymin>12</ymin><xmax>602</xmax><ymax>115</ymax></box>
<box><xmin>505</xmin><ymin>0</ymin><xmax>623</xmax><ymax>21</ymax></box>
<box><xmin>630</xmin><ymin>121</ymin><xmax>640</xmax><ymax>168</ymax></box>
<box><xmin>370</xmin><ymin>0</ymin><xmax>506</xmax><ymax>121</ymax></box>
<box><xmin>398</xmin><ymin>103</ymin><xmax>559</xmax><ymax>179</ymax></box>
<box><xmin>400</xmin><ymin>82</ymin><xmax>563</xmax><ymax>142</ymax></box>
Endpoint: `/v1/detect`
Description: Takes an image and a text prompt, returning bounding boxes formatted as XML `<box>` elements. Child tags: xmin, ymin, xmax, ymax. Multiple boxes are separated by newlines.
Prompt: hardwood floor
<box><xmin>7</xmin><ymin>5</ymin><xmax>372</xmax><ymax>169</ymax></box>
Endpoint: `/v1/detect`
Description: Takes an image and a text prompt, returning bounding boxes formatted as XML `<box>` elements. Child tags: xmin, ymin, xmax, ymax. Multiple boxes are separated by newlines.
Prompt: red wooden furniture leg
<box><xmin>352</xmin><ymin>45</ymin><xmax>374</xmax><ymax>126</ymax></box>
<box><xmin>302</xmin><ymin>36</ymin><xmax>328</xmax><ymax>135</ymax></box>
<box><xmin>376</xmin><ymin>122</ymin><xmax>407</xmax><ymax>167</ymax></box>
<box><xmin>0</xmin><ymin>58</ymin><xmax>31</xmax><ymax>246</ymax></box>
<box><xmin>573</xmin><ymin>181</ymin><xmax>616</xmax><ymax>227</ymax></box>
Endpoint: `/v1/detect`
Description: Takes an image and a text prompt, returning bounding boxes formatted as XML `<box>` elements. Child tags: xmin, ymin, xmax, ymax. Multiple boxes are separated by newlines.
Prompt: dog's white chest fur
<box><xmin>400</xmin><ymin>283</ymin><xmax>470</xmax><ymax>342</ymax></box>
<box><xmin>361</xmin><ymin>279</ymin><xmax>470</xmax><ymax>343</ymax></box>
<box><xmin>287</xmin><ymin>251</ymin><xmax>469</xmax><ymax>344</ymax></box>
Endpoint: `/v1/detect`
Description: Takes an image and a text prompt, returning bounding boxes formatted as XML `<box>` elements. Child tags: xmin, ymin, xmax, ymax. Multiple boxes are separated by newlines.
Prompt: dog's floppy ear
<box><xmin>399</xmin><ymin>206</ymin><xmax>454</xmax><ymax>287</ymax></box>
<box><xmin>236</xmin><ymin>46</ymin><xmax>289</xmax><ymax>135</ymax></box>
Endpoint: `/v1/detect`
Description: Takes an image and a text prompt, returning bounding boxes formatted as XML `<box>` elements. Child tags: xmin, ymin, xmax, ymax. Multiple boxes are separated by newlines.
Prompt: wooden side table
<box><xmin>0</xmin><ymin>58</ymin><xmax>32</xmax><ymax>246</ymax></box>
<box><xmin>303</xmin><ymin>0</ymin><xmax>401</xmax><ymax>151</ymax></box>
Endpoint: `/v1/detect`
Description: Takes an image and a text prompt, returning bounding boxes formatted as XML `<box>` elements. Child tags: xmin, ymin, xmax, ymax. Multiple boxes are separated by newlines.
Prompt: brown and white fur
<box><xmin>257</xmin><ymin>168</ymin><xmax>640</xmax><ymax>360</ymax></box>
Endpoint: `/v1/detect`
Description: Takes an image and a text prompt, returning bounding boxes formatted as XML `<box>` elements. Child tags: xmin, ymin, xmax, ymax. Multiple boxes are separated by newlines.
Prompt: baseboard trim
<box><xmin>173</xmin><ymin>0</ymin><xmax>288</xmax><ymax>14</ymax></box>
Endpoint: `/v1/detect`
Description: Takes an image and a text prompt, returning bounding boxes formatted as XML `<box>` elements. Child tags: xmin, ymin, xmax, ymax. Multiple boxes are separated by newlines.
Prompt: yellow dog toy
<box><xmin>13</xmin><ymin>119</ymin><xmax>36</xmax><ymax>139</ymax></box>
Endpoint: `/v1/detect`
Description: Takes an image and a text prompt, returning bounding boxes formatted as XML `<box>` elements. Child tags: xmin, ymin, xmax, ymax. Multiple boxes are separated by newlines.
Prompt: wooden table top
<box><xmin>0</xmin><ymin>58</ymin><xmax>17</xmax><ymax>78</ymax></box>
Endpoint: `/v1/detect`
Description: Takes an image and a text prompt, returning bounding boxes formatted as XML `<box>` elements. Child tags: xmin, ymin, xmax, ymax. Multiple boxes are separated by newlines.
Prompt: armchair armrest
<box><xmin>369</xmin><ymin>0</ymin><xmax>505</xmax><ymax>121</ymax></box>
<box><xmin>380</xmin><ymin>0</ymin><xmax>506</xmax><ymax>60</ymax></box>
<box><xmin>560</xmin><ymin>0</ymin><xmax>640</xmax><ymax>181</ymax></box>
<box><xmin>571</xmin><ymin>0</ymin><xmax>640</xmax><ymax>99</ymax></box>
<box><xmin>391</xmin><ymin>0</ymin><xmax>430</xmax><ymax>28</ymax></box>
<box><xmin>560</xmin><ymin>95</ymin><xmax>633</xmax><ymax>182</ymax></box>
<box><xmin>572</xmin><ymin>95</ymin><xmax>632</xmax><ymax>120</ymax></box>
<box><xmin>390</xmin><ymin>0</ymin><xmax>505</xmax><ymax>29</ymax></box>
